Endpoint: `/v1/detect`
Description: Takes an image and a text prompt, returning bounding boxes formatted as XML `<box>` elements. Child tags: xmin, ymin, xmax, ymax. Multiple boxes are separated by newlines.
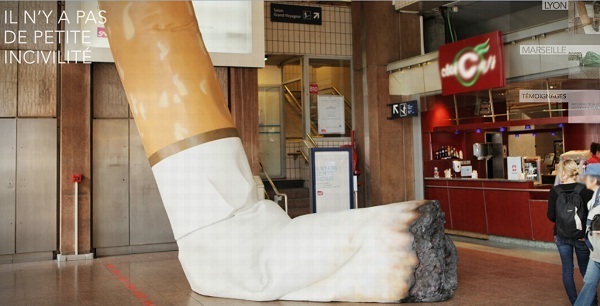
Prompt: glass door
<box><xmin>258</xmin><ymin>86</ymin><xmax>285</xmax><ymax>178</ymax></box>
<box><xmin>307</xmin><ymin>58</ymin><xmax>352</xmax><ymax>138</ymax></box>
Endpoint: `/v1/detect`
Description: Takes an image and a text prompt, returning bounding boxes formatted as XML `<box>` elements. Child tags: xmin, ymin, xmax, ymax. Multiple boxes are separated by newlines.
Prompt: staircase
<box><xmin>264</xmin><ymin>180</ymin><xmax>311</xmax><ymax>219</ymax></box>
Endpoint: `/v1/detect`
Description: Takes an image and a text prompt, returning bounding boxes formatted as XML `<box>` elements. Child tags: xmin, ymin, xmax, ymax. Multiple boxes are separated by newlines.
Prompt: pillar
<box><xmin>229</xmin><ymin>67</ymin><xmax>260</xmax><ymax>175</ymax></box>
<box><xmin>352</xmin><ymin>1</ymin><xmax>421</xmax><ymax>207</ymax></box>
<box><xmin>59</xmin><ymin>63</ymin><xmax>92</xmax><ymax>254</ymax></box>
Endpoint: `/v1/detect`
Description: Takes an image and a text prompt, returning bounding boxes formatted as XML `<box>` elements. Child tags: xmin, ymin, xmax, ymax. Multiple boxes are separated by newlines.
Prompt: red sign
<box><xmin>97</xmin><ymin>27</ymin><xmax>107</xmax><ymax>38</ymax></box>
<box><xmin>438</xmin><ymin>31</ymin><xmax>505</xmax><ymax>96</ymax></box>
<box><xmin>309</xmin><ymin>83</ymin><xmax>319</xmax><ymax>95</ymax></box>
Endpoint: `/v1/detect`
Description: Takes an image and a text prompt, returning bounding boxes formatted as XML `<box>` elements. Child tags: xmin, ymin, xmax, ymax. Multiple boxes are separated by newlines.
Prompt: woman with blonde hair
<box><xmin>548</xmin><ymin>160</ymin><xmax>595</xmax><ymax>305</ymax></box>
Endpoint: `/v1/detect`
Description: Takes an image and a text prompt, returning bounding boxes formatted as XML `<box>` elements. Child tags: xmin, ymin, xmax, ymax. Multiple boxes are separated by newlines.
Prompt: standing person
<box><xmin>575</xmin><ymin>164</ymin><xmax>600</xmax><ymax>306</ymax></box>
<box><xmin>549</xmin><ymin>160</ymin><xmax>595</xmax><ymax>305</ymax></box>
<box><xmin>589</xmin><ymin>143</ymin><xmax>600</xmax><ymax>165</ymax></box>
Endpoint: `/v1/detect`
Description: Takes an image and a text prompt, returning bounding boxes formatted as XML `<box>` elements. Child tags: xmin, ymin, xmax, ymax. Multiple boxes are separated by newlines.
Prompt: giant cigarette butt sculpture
<box><xmin>99</xmin><ymin>1</ymin><xmax>457</xmax><ymax>303</ymax></box>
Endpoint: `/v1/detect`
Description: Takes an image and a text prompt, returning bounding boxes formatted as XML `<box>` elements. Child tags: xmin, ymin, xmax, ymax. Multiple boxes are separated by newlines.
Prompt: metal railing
<box><xmin>283</xmin><ymin>85</ymin><xmax>319</xmax><ymax>135</ymax></box>
<box><xmin>283</xmin><ymin>85</ymin><xmax>303</xmax><ymax>113</ymax></box>
<box><xmin>306</xmin><ymin>133</ymin><xmax>318</xmax><ymax>148</ymax></box>
<box><xmin>259</xmin><ymin>162</ymin><xmax>288</xmax><ymax>213</ymax></box>
<box><xmin>287</xmin><ymin>150</ymin><xmax>310</xmax><ymax>164</ymax></box>
<box><xmin>298</xmin><ymin>150</ymin><xmax>309</xmax><ymax>163</ymax></box>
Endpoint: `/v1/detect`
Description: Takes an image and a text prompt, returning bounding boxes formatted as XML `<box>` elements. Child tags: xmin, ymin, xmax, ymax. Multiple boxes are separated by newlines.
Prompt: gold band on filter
<box><xmin>148</xmin><ymin>128</ymin><xmax>239</xmax><ymax>166</ymax></box>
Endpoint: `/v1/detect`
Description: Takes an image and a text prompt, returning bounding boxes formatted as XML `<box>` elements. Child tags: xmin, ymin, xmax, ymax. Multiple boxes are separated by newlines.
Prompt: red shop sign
<box><xmin>309</xmin><ymin>83</ymin><xmax>319</xmax><ymax>95</ymax></box>
<box><xmin>438</xmin><ymin>31</ymin><xmax>506</xmax><ymax>96</ymax></box>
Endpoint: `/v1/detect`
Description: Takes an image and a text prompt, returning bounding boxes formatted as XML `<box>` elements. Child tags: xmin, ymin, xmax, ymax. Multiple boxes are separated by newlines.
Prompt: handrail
<box><xmin>298</xmin><ymin>150</ymin><xmax>309</xmax><ymax>164</ymax></box>
<box><xmin>306</xmin><ymin>133</ymin><xmax>318</xmax><ymax>148</ymax></box>
<box><xmin>259</xmin><ymin>162</ymin><xmax>288</xmax><ymax>213</ymax></box>
<box><xmin>283</xmin><ymin>85</ymin><xmax>303</xmax><ymax>112</ymax></box>
<box><xmin>283</xmin><ymin>85</ymin><xmax>319</xmax><ymax>135</ymax></box>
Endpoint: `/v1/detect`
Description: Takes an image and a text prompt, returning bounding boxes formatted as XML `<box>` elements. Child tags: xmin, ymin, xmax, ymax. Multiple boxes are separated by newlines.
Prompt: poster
<box><xmin>507</xmin><ymin>156</ymin><xmax>523</xmax><ymax>180</ymax></box>
<box><xmin>311</xmin><ymin>148</ymin><xmax>353</xmax><ymax>213</ymax></box>
<box><xmin>317</xmin><ymin>95</ymin><xmax>345</xmax><ymax>134</ymax></box>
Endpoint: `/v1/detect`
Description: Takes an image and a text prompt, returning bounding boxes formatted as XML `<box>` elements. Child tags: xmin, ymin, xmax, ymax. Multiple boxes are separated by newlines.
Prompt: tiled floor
<box><xmin>0</xmin><ymin>236</ymin><xmax>578</xmax><ymax>306</ymax></box>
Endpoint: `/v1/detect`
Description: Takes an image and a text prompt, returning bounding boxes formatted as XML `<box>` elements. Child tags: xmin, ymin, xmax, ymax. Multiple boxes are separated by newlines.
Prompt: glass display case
<box><xmin>523</xmin><ymin>156</ymin><xmax>542</xmax><ymax>184</ymax></box>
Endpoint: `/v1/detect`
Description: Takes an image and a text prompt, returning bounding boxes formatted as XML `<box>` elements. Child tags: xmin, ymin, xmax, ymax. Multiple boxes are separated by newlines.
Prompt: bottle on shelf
<box><xmin>434</xmin><ymin>167</ymin><xmax>439</xmax><ymax>178</ymax></box>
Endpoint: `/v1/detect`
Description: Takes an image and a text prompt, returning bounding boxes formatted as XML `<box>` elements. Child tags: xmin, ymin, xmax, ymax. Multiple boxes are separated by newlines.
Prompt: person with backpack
<box><xmin>574</xmin><ymin>164</ymin><xmax>600</xmax><ymax>306</ymax></box>
<box><xmin>548</xmin><ymin>160</ymin><xmax>595</xmax><ymax>305</ymax></box>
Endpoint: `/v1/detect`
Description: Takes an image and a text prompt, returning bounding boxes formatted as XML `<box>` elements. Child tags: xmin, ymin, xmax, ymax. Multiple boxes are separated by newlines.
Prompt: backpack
<box><xmin>592</xmin><ymin>214</ymin><xmax>600</xmax><ymax>232</ymax></box>
<box><xmin>587</xmin><ymin>214</ymin><xmax>600</xmax><ymax>252</ymax></box>
<box><xmin>556</xmin><ymin>184</ymin><xmax>586</xmax><ymax>239</ymax></box>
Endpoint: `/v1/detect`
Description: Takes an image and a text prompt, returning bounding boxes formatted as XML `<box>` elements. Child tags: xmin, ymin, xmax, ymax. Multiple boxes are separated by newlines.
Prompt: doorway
<box><xmin>258</xmin><ymin>56</ymin><xmax>353</xmax><ymax>182</ymax></box>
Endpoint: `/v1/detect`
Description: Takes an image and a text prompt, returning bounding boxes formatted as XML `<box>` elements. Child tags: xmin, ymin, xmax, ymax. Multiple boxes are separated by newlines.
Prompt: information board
<box><xmin>311</xmin><ymin>148</ymin><xmax>353</xmax><ymax>213</ymax></box>
<box><xmin>317</xmin><ymin>95</ymin><xmax>345</xmax><ymax>135</ymax></box>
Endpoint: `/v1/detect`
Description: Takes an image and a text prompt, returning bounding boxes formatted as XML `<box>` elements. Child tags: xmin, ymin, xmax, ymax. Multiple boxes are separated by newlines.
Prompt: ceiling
<box><xmin>422</xmin><ymin>1</ymin><xmax>567</xmax><ymax>38</ymax></box>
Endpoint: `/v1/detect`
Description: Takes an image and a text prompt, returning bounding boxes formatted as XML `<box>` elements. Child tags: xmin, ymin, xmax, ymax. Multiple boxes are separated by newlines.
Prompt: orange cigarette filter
<box><xmin>99</xmin><ymin>1</ymin><xmax>236</xmax><ymax>165</ymax></box>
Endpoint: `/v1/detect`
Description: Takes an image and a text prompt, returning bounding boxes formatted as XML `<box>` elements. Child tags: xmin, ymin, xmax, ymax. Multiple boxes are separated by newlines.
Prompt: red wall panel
<box><xmin>484</xmin><ymin>189</ymin><xmax>533</xmax><ymax>240</ymax></box>
<box><xmin>530</xmin><ymin>200</ymin><xmax>554</xmax><ymax>242</ymax></box>
<box><xmin>425</xmin><ymin>180</ymin><xmax>452</xmax><ymax>228</ymax></box>
<box><xmin>447</xmin><ymin>181</ymin><xmax>487</xmax><ymax>234</ymax></box>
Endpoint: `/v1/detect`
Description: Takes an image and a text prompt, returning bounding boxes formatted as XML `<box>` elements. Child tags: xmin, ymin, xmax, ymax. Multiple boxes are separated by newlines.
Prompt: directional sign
<box><xmin>387</xmin><ymin>100</ymin><xmax>418</xmax><ymax>120</ymax></box>
<box><xmin>270</xmin><ymin>3</ymin><xmax>322</xmax><ymax>25</ymax></box>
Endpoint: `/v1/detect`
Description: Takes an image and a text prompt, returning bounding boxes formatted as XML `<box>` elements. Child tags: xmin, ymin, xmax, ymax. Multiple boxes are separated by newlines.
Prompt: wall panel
<box><xmin>0</xmin><ymin>52</ymin><xmax>17</xmax><ymax>117</ymax></box>
<box><xmin>18</xmin><ymin>1</ymin><xmax>58</xmax><ymax>51</ymax></box>
<box><xmin>92</xmin><ymin>63</ymin><xmax>129</xmax><ymax>119</ymax></box>
<box><xmin>15</xmin><ymin>118</ymin><xmax>57</xmax><ymax>253</ymax></box>
<box><xmin>0</xmin><ymin>119</ymin><xmax>16</xmax><ymax>255</ymax></box>
<box><xmin>0</xmin><ymin>2</ymin><xmax>18</xmax><ymax>50</ymax></box>
<box><xmin>215</xmin><ymin>67</ymin><xmax>229</xmax><ymax>104</ymax></box>
<box><xmin>92</xmin><ymin>119</ymin><xmax>129</xmax><ymax>248</ymax></box>
<box><xmin>129</xmin><ymin>120</ymin><xmax>175</xmax><ymax>246</ymax></box>
<box><xmin>447</xmin><ymin>181</ymin><xmax>487</xmax><ymax>234</ymax></box>
<box><xmin>17</xmin><ymin>52</ymin><xmax>57</xmax><ymax>117</ymax></box>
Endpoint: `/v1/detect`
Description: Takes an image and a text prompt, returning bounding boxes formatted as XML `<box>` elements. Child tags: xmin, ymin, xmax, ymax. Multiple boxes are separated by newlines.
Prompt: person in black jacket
<box><xmin>548</xmin><ymin>160</ymin><xmax>595</xmax><ymax>305</ymax></box>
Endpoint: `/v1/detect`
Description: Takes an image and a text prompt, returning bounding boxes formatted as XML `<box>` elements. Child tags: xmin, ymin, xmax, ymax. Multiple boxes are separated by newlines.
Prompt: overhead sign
<box><xmin>270</xmin><ymin>3</ymin><xmax>322</xmax><ymax>25</ymax></box>
<box><xmin>542</xmin><ymin>0</ymin><xmax>568</xmax><ymax>10</ymax></box>
<box><xmin>387</xmin><ymin>100</ymin><xmax>418</xmax><ymax>120</ymax></box>
<box><xmin>438</xmin><ymin>31</ymin><xmax>506</xmax><ymax>96</ymax></box>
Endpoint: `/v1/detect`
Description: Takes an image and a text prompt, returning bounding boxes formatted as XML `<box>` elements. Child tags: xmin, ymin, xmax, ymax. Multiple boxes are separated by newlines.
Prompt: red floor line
<box><xmin>104</xmin><ymin>263</ymin><xmax>156</xmax><ymax>306</ymax></box>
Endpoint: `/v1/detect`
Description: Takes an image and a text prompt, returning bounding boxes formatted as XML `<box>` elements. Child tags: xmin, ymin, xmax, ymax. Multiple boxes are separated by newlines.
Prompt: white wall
<box><xmin>258</xmin><ymin>65</ymin><xmax>282</xmax><ymax>85</ymax></box>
